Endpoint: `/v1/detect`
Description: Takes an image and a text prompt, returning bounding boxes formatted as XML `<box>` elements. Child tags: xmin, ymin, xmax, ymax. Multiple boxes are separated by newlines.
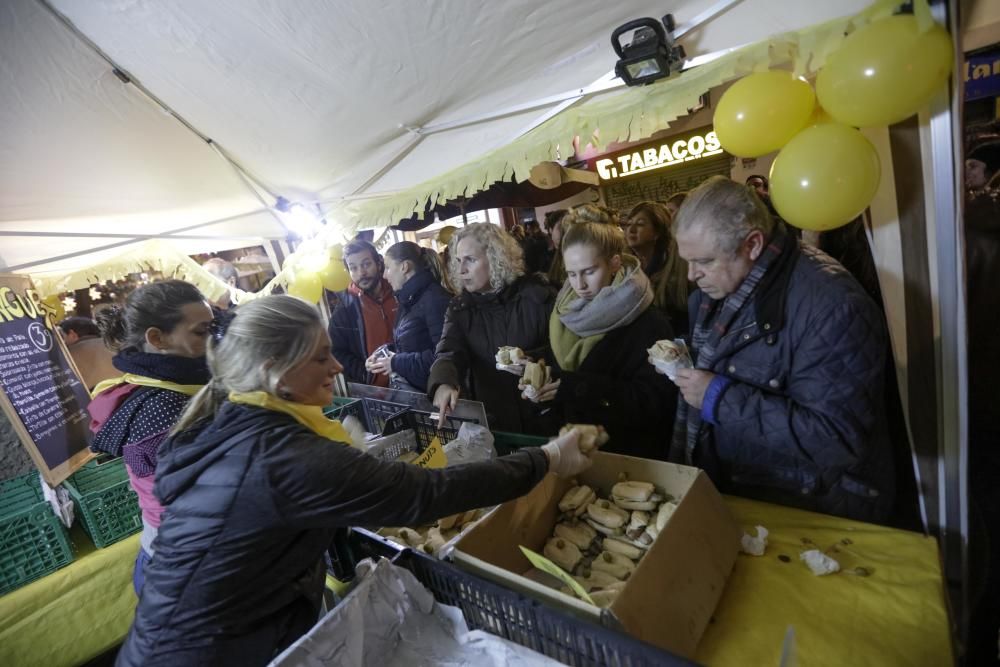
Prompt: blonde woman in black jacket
<box><xmin>115</xmin><ymin>295</ymin><xmax>592</xmax><ymax>667</ymax></box>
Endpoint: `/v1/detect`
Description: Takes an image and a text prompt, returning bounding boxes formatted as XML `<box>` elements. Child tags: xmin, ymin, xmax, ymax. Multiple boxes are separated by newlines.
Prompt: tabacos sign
<box><xmin>594</xmin><ymin>129</ymin><xmax>723</xmax><ymax>181</ymax></box>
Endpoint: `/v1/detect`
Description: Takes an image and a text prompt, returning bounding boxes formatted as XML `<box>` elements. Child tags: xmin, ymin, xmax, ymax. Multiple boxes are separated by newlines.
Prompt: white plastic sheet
<box><xmin>270</xmin><ymin>558</ymin><xmax>563</xmax><ymax>667</ymax></box>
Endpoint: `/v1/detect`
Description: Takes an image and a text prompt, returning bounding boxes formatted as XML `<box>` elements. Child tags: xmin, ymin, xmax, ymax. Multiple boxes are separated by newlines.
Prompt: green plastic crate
<box><xmin>63</xmin><ymin>458</ymin><xmax>141</xmax><ymax>548</ymax></box>
<box><xmin>492</xmin><ymin>431</ymin><xmax>548</xmax><ymax>456</ymax></box>
<box><xmin>0</xmin><ymin>471</ymin><xmax>75</xmax><ymax>595</ymax></box>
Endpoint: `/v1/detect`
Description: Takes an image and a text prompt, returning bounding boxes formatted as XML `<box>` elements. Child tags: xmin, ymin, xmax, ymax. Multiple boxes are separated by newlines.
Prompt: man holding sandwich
<box><xmin>666</xmin><ymin>176</ymin><xmax>893</xmax><ymax>523</ymax></box>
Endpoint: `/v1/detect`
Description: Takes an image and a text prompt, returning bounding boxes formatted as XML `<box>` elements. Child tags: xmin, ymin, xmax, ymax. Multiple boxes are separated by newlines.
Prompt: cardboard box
<box><xmin>452</xmin><ymin>451</ymin><xmax>740</xmax><ymax>659</ymax></box>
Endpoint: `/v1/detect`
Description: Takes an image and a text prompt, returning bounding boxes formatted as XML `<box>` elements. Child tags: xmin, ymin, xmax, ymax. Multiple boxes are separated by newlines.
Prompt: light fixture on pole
<box><xmin>612</xmin><ymin>15</ymin><xmax>685</xmax><ymax>87</ymax></box>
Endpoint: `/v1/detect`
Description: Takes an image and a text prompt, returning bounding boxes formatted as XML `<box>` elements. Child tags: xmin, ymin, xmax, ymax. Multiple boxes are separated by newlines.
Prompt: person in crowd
<box><xmin>59</xmin><ymin>316</ymin><xmax>118</xmax><ymax>391</ymax></box>
<box><xmin>545</xmin><ymin>208</ymin><xmax>570</xmax><ymax>286</ymax></box>
<box><xmin>114</xmin><ymin>295</ymin><xmax>592</xmax><ymax>667</ymax></box>
<box><xmin>203</xmin><ymin>257</ymin><xmax>240</xmax><ymax>310</ymax></box>
<box><xmin>668</xmin><ymin>176</ymin><xmax>894</xmax><ymax>522</ymax></box>
<box><xmin>520</xmin><ymin>219</ymin><xmax>552</xmax><ymax>274</ymax></box>
<box><xmin>328</xmin><ymin>239</ymin><xmax>398</xmax><ymax>387</ymax></box>
<box><xmin>365</xmin><ymin>241</ymin><xmax>451</xmax><ymax>393</ymax></box>
<box><xmin>664</xmin><ymin>191</ymin><xmax>687</xmax><ymax>219</ymax></box>
<box><xmin>436</xmin><ymin>225</ymin><xmax>459</xmax><ymax>292</ymax></box>
<box><xmin>963</xmin><ymin>137</ymin><xmax>1000</xmax><ymax>664</ymax></box>
<box><xmin>522</xmin><ymin>222</ymin><xmax>677</xmax><ymax>460</ymax></box>
<box><xmin>88</xmin><ymin>280</ymin><xmax>214</xmax><ymax>595</ymax></box>
<box><xmin>509</xmin><ymin>224</ymin><xmax>526</xmax><ymax>241</ymax></box>
<box><xmin>746</xmin><ymin>174</ymin><xmax>802</xmax><ymax>240</ymax></box>
<box><xmin>624</xmin><ymin>201</ymin><xmax>691</xmax><ymax>333</ymax></box>
<box><xmin>429</xmin><ymin>223</ymin><xmax>556</xmax><ymax>434</ymax></box>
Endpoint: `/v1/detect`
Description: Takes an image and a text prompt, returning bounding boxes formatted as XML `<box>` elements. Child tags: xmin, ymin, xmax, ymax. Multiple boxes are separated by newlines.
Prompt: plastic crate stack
<box><xmin>0</xmin><ymin>471</ymin><xmax>74</xmax><ymax>595</ymax></box>
<box><xmin>63</xmin><ymin>457</ymin><xmax>142</xmax><ymax>548</ymax></box>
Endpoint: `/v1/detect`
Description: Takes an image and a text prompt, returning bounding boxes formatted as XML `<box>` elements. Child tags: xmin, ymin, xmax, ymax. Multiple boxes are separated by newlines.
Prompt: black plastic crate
<box><xmin>323</xmin><ymin>396</ymin><xmax>409</xmax><ymax>434</ymax></box>
<box><xmin>390</xmin><ymin>548</ymin><xmax>694</xmax><ymax>667</ymax></box>
<box><xmin>381</xmin><ymin>408</ymin><xmax>479</xmax><ymax>452</ymax></box>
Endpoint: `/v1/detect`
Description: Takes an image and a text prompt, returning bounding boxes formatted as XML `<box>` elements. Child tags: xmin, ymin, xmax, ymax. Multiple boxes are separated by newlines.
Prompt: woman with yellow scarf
<box><xmin>521</xmin><ymin>220</ymin><xmax>678</xmax><ymax>460</ymax></box>
<box><xmin>88</xmin><ymin>280</ymin><xmax>214</xmax><ymax>595</ymax></box>
<box><xmin>116</xmin><ymin>294</ymin><xmax>593</xmax><ymax>667</ymax></box>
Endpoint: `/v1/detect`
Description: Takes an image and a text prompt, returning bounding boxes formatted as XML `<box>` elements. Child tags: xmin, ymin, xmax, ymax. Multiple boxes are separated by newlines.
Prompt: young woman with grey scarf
<box><xmin>521</xmin><ymin>221</ymin><xmax>678</xmax><ymax>460</ymax></box>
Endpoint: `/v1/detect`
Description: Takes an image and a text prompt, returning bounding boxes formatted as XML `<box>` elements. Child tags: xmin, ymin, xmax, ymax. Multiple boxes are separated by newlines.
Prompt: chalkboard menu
<box><xmin>602</xmin><ymin>154</ymin><xmax>733</xmax><ymax>213</ymax></box>
<box><xmin>0</xmin><ymin>274</ymin><xmax>93</xmax><ymax>485</ymax></box>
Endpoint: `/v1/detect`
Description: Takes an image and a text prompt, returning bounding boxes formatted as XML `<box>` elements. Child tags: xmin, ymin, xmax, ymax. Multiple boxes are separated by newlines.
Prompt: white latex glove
<box><xmin>541</xmin><ymin>427</ymin><xmax>593</xmax><ymax>477</ymax></box>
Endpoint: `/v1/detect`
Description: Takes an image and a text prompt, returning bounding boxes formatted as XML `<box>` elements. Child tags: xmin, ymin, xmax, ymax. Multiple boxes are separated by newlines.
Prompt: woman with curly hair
<box><xmin>624</xmin><ymin>201</ymin><xmax>691</xmax><ymax>333</ymax></box>
<box><xmin>428</xmin><ymin>223</ymin><xmax>557</xmax><ymax>434</ymax></box>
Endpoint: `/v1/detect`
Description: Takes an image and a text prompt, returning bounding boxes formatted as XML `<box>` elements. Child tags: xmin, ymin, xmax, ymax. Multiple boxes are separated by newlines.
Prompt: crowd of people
<box><xmin>71</xmin><ymin>175</ymin><xmax>904</xmax><ymax>665</ymax></box>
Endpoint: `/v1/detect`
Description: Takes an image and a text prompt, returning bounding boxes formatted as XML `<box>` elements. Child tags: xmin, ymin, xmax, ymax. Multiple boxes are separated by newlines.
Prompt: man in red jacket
<box><xmin>327</xmin><ymin>239</ymin><xmax>398</xmax><ymax>387</ymax></box>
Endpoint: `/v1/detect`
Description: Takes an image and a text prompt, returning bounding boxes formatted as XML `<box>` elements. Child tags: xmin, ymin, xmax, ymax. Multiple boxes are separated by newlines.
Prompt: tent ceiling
<box><xmin>2</xmin><ymin>0</ymin><xmax>873</xmax><ymax>275</ymax></box>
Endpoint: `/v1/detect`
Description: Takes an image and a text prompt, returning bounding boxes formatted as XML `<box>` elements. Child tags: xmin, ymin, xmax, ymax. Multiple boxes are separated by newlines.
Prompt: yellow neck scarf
<box><xmin>228</xmin><ymin>391</ymin><xmax>353</xmax><ymax>446</ymax></box>
<box><xmin>91</xmin><ymin>374</ymin><xmax>204</xmax><ymax>399</ymax></box>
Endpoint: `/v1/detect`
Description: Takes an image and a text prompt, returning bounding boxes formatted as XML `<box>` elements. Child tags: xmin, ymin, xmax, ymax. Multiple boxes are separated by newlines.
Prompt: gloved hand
<box><xmin>541</xmin><ymin>427</ymin><xmax>593</xmax><ymax>477</ymax></box>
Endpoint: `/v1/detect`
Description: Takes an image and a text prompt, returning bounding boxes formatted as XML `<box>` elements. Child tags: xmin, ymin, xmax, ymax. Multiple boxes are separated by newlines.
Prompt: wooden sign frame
<box><xmin>0</xmin><ymin>274</ymin><xmax>94</xmax><ymax>486</ymax></box>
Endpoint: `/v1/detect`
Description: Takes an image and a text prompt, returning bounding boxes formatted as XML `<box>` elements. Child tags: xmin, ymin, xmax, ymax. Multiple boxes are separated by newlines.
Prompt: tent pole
<box><xmin>4</xmin><ymin>210</ymin><xmax>275</xmax><ymax>272</ymax></box>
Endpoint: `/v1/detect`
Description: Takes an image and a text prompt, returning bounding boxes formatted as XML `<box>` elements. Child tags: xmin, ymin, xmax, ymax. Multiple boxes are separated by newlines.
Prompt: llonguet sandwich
<box><xmin>646</xmin><ymin>339</ymin><xmax>692</xmax><ymax>380</ymax></box>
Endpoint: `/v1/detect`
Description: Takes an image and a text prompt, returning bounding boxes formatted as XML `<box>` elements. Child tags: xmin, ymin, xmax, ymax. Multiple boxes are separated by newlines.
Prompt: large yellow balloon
<box><xmin>287</xmin><ymin>270</ymin><xmax>323</xmax><ymax>303</ymax></box>
<box><xmin>318</xmin><ymin>258</ymin><xmax>350</xmax><ymax>291</ymax></box>
<box><xmin>769</xmin><ymin>123</ymin><xmax>880</xmax><ymax>232</ymax></box>
<box><xmin>816</xmin><ymin>15</ymin><xmax>953</xmax><ymax>128</ymax></box>
<box><xmin>714</xmin><ymin>71</ymin><xmax>815</xmax><ymax>158</ymax></box>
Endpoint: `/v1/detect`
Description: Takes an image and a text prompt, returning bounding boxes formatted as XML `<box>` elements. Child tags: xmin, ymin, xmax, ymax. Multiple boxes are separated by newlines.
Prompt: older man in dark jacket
<box><xmin>669</xmin><ymin>176</ymin><xmax>894</xmax><ymax>523</ymax></box>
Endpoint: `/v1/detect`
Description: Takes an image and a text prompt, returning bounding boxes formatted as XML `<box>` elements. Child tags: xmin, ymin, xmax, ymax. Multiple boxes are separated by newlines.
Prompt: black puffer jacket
<box><xmin>427</xmin><ymin>275</ymin><xmax>557</xmax><ymax>434</ymax></box>
<box><xmin>689</xmin><ymin>235</ymin><xmax>894</xmax><ymax>523</ymax></box>
<box><xmin>115</xmin><ymin>403</ymin><xmax>549</xmax><ymax>667</ymax></box>
<box><xmin>549</xmin><ymin>306</ymin><xmax>677</xmax><ymax>460</ymax></box>
<box><xmin>389</xmin><ymin>269</ymin><xmax>451</xmax><ymax>392</ymax></box>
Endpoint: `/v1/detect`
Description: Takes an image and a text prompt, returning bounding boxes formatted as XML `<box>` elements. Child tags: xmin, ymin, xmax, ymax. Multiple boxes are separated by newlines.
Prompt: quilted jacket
<box><xmin>115</xmin><ymin>402</ymin><xmax>549</xmax><ymax>667</ymax></box>
<box><xmin>691</xmin><ymin>236</ymin><xmax>894</xmax><ymax>523</ymax></box>
<box><xmin>389</xmin><ymin>269</ymin><xmax>451</xmax><ymax>392</ymax></box>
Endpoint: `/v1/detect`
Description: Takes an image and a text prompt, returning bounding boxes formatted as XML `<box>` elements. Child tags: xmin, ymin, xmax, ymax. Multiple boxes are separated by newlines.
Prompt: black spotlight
<box><xmin>612</xmin><ymin>15</ymin><xmax>685</xmax><ymax>87</ymax></box>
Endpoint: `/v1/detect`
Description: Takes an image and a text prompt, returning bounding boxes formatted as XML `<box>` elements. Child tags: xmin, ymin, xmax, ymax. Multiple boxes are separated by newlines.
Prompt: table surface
<box><xmin>0</xmin><ymin>497</ymin><xmax>953</xmax><ymax>667</ymax></box>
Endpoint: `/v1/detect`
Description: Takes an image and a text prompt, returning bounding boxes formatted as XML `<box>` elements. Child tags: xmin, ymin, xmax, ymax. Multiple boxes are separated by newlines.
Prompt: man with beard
<box><xmin>327</xmin><ymin>239</ymin><xmax>398</xmax><ymax>387</ymax></box>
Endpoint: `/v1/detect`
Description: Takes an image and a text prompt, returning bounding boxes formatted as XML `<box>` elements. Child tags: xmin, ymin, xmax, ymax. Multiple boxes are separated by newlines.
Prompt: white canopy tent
<box><xmin>0</xmin><ymin>0</ymin><xmax>977</xmax><ymax>640</ymax></box>
<box><xmin>1</xmin><ymin>0</ymin><xmax>874</xmax><ymax>278</ymax></box>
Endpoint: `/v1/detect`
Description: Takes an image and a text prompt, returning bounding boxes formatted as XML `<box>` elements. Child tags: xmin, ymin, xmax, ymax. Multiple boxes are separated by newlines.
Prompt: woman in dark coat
<box><xmin>624</xmin><ymin>201</ymin><xmax>691</xmax><ymax>334</ymax></box>
<box><xmin>428</xmin><ymin>223</ymin><xmax>557</xmax><ymax>434</ymax></box>
<box><xmin>523</xmin><ymin>221</ymin><xmax>678</xmax><ymax>460</ymax></box>
<box><xmin>365</xmin><ymin>241</ymin><xmax>451</xmax><ymax>393</ymax></box>
<box><xmin>114</xmin><ymin>295</ymin><xmax>592</xmax><ymax>667</ymax></box>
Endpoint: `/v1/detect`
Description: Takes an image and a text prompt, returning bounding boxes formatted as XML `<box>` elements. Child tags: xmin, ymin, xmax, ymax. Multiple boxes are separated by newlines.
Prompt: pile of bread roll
<box><xmin>543</xmin><ymin>477</ymin><xmax>678</xmax><ymax>608</ymax></box>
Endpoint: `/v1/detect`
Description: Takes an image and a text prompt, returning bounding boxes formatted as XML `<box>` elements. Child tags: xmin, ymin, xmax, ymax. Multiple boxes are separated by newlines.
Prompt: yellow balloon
<box><xmin>713</xmin><ymin>71</ymin><xmax>815</xmax><ymax>157</ymax></box>
<box><xmin>41</xmin><ymin>295</ymin><xmax>66</xmax><ymax>323</ymax></box>
<box><xmin>327</xmin><ymin>243</ymin><xmax>344</xmax><ymax>260</ymax></box>
<box><xmin>769</xmin><ymin>123</ymin><xmax>880</xmax><ymax>232</ymax></box>
<box><xmin>319</xmin><ymin>258</ymin><xmax>350</xmax><ymax>291</ymax></box>
<box><xmin>287</xmin><ymin>270</ymin><xmax>323</xmax><ymax>303</ymax></box>
<box><xmin>808</xmin><ymin>105</ymin><xmax>834</xmax><ymax>126</ymax></box>
<box><xmin>816</xmin><ymin>15</ymin><xmax>953</xmax><ymax>128</ymax></box>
